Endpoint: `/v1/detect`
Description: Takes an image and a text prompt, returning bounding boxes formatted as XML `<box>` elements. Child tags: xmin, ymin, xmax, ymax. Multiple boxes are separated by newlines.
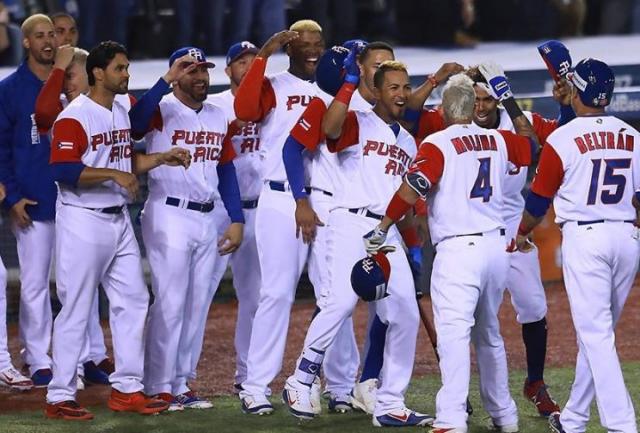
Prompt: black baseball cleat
<box><xmin>548</xmin><ymin>412</ymin><xmax>566</xmax><ymax>433</ymax></box>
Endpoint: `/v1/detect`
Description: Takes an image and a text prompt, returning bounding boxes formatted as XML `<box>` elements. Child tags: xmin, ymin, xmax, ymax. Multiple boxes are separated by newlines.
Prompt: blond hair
<box><xmin>442</xmin><ymin>73</ymin><xmax>475</xmax><ymax>122</ymax></box>
<box><xmin>21</xmin><ymin>14</ymin><xmax>53</xmax><ymax>38</ymax></box>
<box><xmin>71</xmin><ymin>47</ymin><xmax>89</xmax><ymax>67</ymax></box>
<box><xmin>289</xmin><ymin>19</ymin><xmax>322</xmax><ymax>33</ymax></box>
<box><xmin>373</xmin><ymin>60</ymin><xmax>408</xmax><ymax>88</ymax></box>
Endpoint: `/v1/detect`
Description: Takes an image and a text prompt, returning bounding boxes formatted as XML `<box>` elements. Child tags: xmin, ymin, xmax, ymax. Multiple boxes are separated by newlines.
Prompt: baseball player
<box><xmin>128</xmin><ymin>46</ymin><xmax>244</xmax><ymax>411</ymax></box>
<box><xmin>233</xmin><ymin>21</ymin><xmax>329</xmax><ymax>415</ymax></box>
<box><xmin>281</xmin><ymin>44</ymin><xmax>368</xmax><ymax>414</ymax></box>
<box><xmin>287</xmin><ymin>41</ymin><xmax>461</xmax><ymax>414</ymax></box>
<box><xmin>0</xmin><ymin>180</ymin><xmax>34</xmax><ymax>391</ymax></box>
<box><xmin>50</xmin><ymin>12</ymin><xmax>78</xmax><ymax>47</ymax></box>
<box><xmin>0</xmin><ymin>14</ymin><xmax>57</xmax><ymax>388</ymax></box>
<box><xmin>35</xmin><ymin>45</ymin><xmax>118</xmax><ymax>387</ymax></box>
<box><xmin>191</xmin><ymin>40</ymin><xmax>262</xmax><ymax>395</ymax></box>
<box><xmin>45</xmin><ymin>41</ymin><xmax>189</xmax><ymax>420</ymax></box>
<box><xmin>363</xmin><ymin>69</ymin><xmax>535</xmax><ymax>433</ymax></box>
<box><xmin>516</xmin><ymin>59</ymin><xmax>640</xmax><ymax>433</ymax></box>
<box><xmin>283</xmin><ymin>60</ymin><xmax>432</xmax><ymax>427</ymax></box>
<box><xmin>404</xmin><ymin>59</ymin><xmax>574</xmax><ymax>417</ymax></box>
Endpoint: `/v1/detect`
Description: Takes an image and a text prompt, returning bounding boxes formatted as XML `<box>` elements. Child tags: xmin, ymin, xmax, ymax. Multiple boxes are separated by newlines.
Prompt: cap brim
<box><xmin>195</xmin><ymin>61</ymin><xmax>215</xmax><ymax>68</ymax></box>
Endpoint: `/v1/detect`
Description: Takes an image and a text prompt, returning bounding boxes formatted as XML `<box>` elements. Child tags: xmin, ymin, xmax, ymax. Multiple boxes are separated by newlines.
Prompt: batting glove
<box><xmin>479</xmin><ymin>61</ymin><xmax>513</xmax><ymax>101</ymax></box>
<box><xmin>363</xmin><ymin>225</ymin><xmax>388</xmax><ymax>253</ymax></box>
<box><xmin>343</xmin><ymin>48</ymin><xmax>360</xmax><ymax>85</ymax></box>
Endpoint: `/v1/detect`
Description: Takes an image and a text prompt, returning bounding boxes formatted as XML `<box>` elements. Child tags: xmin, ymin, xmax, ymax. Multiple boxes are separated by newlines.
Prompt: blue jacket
<box><xmin>0</xmin><ymin>61</ymin><xmax>57</xmax><ymax>221</ymax></box>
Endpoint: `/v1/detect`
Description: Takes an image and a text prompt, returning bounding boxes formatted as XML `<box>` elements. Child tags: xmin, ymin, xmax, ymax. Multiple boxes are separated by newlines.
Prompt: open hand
<box><xmin>259</xmin><ymin>30</ymin><xmax>299</xmax><ymax>58</ymax></box>
<box><xmin>219</xmin><ymin>222</ymin><xmax>244</xmax><ymax>255</ymax></box>
<box><xmin>295</xmin><ymin>198</ymin><xmax>324</xmax><ymax>244</ymax></box>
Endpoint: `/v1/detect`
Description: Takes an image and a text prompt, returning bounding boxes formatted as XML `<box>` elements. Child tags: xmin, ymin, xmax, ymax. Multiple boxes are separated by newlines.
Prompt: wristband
<box><xmin>335</xmin><ymin>82</ymin><xmax>356</xmax><ymax>105</ymax></box>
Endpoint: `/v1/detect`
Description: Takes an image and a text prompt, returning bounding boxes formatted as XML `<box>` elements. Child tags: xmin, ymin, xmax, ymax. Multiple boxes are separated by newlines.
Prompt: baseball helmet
<box><xmin>315</xmin><ymin>45</ymin><xmax>349</xmax><ymax>97</ymax></box>
<box><xmin>342</xmin><ymin>38</ymin><xmax>368</xmax><ymax>52</ymax></box>
<box><xmin>567</xmin><ymin>58</ymin><xmax>615</xmax><ymax>108</ymax></box>
<box><xmin>351</xmin><ymin>250</ymin><xmax>391</xmax><ymax>302</ymax></box>
<box><xmin>537</xmin><ymin>40</ymin><xmax>572</xmax><ymax>81</ymax></box>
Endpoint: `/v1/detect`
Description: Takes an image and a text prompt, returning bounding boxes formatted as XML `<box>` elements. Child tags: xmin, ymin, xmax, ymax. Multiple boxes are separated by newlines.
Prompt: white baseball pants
<box><xmin>142</xmin><ymin>197</ymin><xmax>220</xmax><ymax>396</ymax></box>
<box><xmin>293</xmin><ymin>209</ymin><xmax>419</xmax><ymax>416</ymax></box>
<box><xmin>505</xmin><ymin>218</ymin><xmax>547</xmax><ymax>324</ymax></box>
<box><xmin>13</xmin><ymin>220</ymin><xmax>54</xmax><ymax>374</ymax></box>
<box><xmin>430</xmin><ymin>230</ymin><xmax>517</xmax><ymax>432</ymax></box>
<box><xmin>47</xmin><ymin>205</ymin><xmax>148</xmax><ymax>403</ymax></box>
<box><xmin>559</xmin><ymin>221</ymin><xmax>639</xmax><ymax>433</ymax></box>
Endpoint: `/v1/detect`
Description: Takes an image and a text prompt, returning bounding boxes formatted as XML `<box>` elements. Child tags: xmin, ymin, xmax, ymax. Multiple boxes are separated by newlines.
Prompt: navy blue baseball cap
<box><xmin>537</xmin><ymin>40</ymin><xmax>572</xmax><ymax>81</ymax></box>
<box><xmin>226</xmin><ymin>41</ymin><xmax>259</xmax><ymax>66</ymax></box>
<box><xmin>567</xmin><ymin>58</ymin><xmax>615</xmax><ymax>107</ymax></box>
<box><xmin>169</xmin><ymin>46</ymin><xmax>215</xmax><ymax>68</ymax></box>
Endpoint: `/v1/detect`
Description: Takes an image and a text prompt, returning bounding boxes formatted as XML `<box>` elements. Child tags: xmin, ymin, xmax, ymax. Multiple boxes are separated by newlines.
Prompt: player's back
<box><xmin>545</xmin><ymin>115</ymin><xmax>640</xmax><ymax>224</ymax></box>
<box><xmin>426</xmin><ymin>123</ymin><xmax>512</xmax><ymax>244</ymax></box>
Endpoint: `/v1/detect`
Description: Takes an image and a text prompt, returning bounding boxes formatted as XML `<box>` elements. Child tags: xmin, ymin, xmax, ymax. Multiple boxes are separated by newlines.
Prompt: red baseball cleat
<box><xmin>523</xmin><ymin>379</ymin><xmax>560</xmax><ymax>417</ymax></box>
<box><xmin>107</xmin><ymin>389</ymin><xmax>169</xmax><ymax>415</ymax></box>
<box><xmin>45</xmin><ymin>400</ymin><xmax>94</xmax><ymax>421</ymax></box>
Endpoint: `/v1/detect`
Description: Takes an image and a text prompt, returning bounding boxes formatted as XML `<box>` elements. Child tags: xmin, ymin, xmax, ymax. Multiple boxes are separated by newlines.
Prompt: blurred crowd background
<box><xmin>1</xmin><ymin>0</ymin><xmax>640</xmax><ymax>66</ymax></box>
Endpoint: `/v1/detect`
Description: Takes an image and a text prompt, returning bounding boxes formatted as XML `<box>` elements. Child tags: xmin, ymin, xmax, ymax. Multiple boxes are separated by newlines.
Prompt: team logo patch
<box><xmin>298</xmin><ymin>118</ymin><xmax>311</xmax><ymax>131</ymax></box>
<box><xmin>188</xmin><ymin>48</ymin><xmax>204</xmax><ymax>62</ymax></box>
<box><xmin>57</xmin><ymin>141</ymin><xmax>74</xmax><ymax>150</ymax></box>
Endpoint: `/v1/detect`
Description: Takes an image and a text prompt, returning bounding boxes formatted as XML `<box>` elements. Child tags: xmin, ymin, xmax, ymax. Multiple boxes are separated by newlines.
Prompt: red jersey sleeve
<box><xmin>530</xmin><ymin>144</ymin><xmax>564</xmax><ymax>198</ymax></box>
<box><xmin>531</xmin><ymin>112</ymin><xmax>557</xmax><ymax>144</ymax></box>
<box><xmin>234</xmin><ymin>57</ymin><xmax>276</xmax><ymax>122</ymax></box>
<box><xmin>128</xmin><ymin>93</ymin><xmax>137</xmax><ymax>107</ymax></box>
<box><xmin>290</xmin><ymin>97</ymin><xmax>327</xmax><ymax>151</ymax></box>
<box><xmin>415</xmin><ymin>108</ymin><xmax>445</xmax><ymax>142</ymax></box>
<box><xmin>326</xmin><ymin>111</ymin><xmax>359</xmax><ymax>152</ymax></box>
<box><xmin>219</xmin><ymin>123</ymin><xmax>238</xmax><ymax>164</ymax></box>
<box><xmin>499</xmin><ymin>130</ymin><xmax>532</xmax><ymax>167</ymax></box>
<box><xmin>50</xmin><ymin>118</ymin><xmax>89</xmax><ymax>163</ymax></box>
<box><xmin>35</xmin><ymin>68</ymin><xmax>65</xmax><ymax>133</ymax></box>
<box><xmin>410</xmin><ymin>142</ymin><xmax>445</xmax><ymax>185</ymax></box>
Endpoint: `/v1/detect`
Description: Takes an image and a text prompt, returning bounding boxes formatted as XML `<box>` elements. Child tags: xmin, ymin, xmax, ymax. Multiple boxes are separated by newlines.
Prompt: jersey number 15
<box><xmin>587</xmin><ymin>158</ymin><xmax>631</xmax><ymax>205</ymax></box>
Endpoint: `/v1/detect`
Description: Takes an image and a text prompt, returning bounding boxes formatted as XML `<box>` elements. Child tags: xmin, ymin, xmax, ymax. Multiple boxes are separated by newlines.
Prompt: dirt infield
<box><xmin>2</xmin><ymin>280</ymin><xmax>640</xmax><ymax>413</ymax></box>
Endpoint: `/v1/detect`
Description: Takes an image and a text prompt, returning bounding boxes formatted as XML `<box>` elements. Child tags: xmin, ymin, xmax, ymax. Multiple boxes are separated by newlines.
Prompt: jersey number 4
<box><xmin>470</xmin><ymin>158</ymin><xmax>493</xmax><ymax>202</ymax></box>
<box><xmin>587</xmin><ymin>158</ymin><xmax>631</xmax><ymax>205</ymax></box>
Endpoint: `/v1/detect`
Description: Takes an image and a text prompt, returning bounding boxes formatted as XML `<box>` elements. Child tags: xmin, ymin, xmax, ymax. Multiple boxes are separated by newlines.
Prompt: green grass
<box><xmin>2</xmin><ymin>363</ymin><xmax>639</xmax><ymax>433</ymax></box>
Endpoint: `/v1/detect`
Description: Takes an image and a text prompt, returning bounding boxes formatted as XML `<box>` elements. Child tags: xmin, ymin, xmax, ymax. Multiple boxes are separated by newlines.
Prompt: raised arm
<box><xmin>479</xmin><ymin>62</ymin><xmax>540</xmax><ymax>150</ymax></box>
<box><xmin>234</xmin><ymin>30</ymin><xmax>297</xmax><ymax>122</ymax></box>
<box><xmin>321</xmin><ymin>46</ymin><xmax>361</xmax><ymax>139</ymax></box>
<box><xmin>129</xmin><ymin>53</ymin><xmax>196</xmax><ymax>138</ymax></box>
<box><xmin>35</xmin><ymin>45</ymin><xmax>75</xmax><ymax>132</ymax></box>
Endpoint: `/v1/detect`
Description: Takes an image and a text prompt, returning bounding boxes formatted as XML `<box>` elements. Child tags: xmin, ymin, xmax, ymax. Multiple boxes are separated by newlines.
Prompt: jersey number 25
<box><xmin>470</xmin><ymin>158</ymin><xmax>493</xmax><ymax>202</ymax></box>
<box><xmin>587</xmin><ymin>158</ymin><xmax>631</xmax><ymax>205</ymax></box>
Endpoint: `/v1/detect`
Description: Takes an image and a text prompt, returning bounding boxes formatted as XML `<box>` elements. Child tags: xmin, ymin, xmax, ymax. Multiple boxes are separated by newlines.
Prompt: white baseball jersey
<box><xmin>143</xmin><ymin>93</ymin><xmax>236</xmax><ymax>203</ymax></box>
<box><xmin>492</xmin><ymin>109</ymin><xmax>558</xmax><ymax>223</ymax></box>
<box><xmin>327</xmin><ymin>110</ymin><xmax>417</xmax><ymax>214</ymax></box>
<box><xmin>208</xmin><ymin>89</ymin><xmax>262</xmax><ymax>200</ymax></box>
<box><xmin>415</xmin><ymin>123</ymin><xmax>532</xmax><ymax>244</ymax></box>
<box><xmin>530</xmin><ymin>115</ymin><xmax>640</xmax><ymax>224</ymax></box>
<box><xmin>291</xmin><ymin>86</ymin><xmax>375</xmax><ymax>194</ymax></box>
<box><xmin>50</xmin><ymin>94</ymin><xmax>132</xmax><ymax>207</ymax></box>
<box><xmin>255</xmin><ymin>72</ymin><xmax>316</xmax><ymax>183</ymax></box>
